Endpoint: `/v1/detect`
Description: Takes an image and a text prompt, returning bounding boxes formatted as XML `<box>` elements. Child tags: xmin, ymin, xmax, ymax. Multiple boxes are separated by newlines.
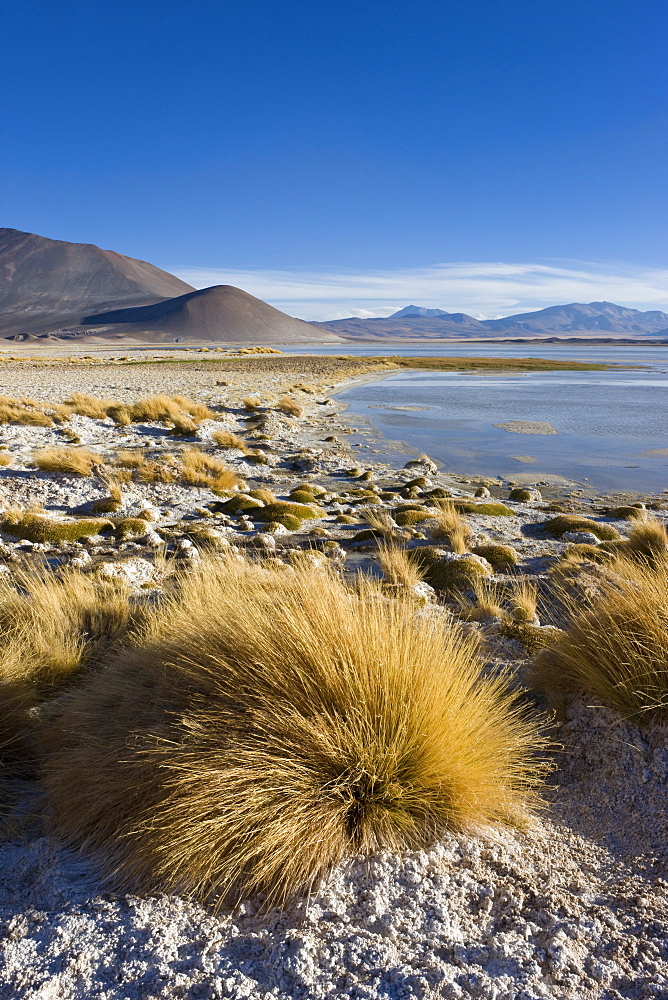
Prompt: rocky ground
<box><xmin>0</xmin><ymin>354</ymin><xmax>666</xmax><ymax>999</ymax></box>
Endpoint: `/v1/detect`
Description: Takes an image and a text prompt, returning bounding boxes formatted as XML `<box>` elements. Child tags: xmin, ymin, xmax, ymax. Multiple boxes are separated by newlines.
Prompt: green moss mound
<box><xmin>472</xmin><ymin>544</ymin><xmax>518</xmax><ymax>568</ymax></box>
<box><xmin>1</xmin><ymin>512</ymin><xmax>114</xmax><ymax>543</ymax></box>
<box><xmin>211</xmin><ymin>495</ymin><xmax>265</xmax><ymax>515</ymax></box>
<box><xmin>90</xmin><ymin>497</ymin><xmax>122</xmax><ymax>514</ymax></box>
<box><xmin>608</xmin><ymin>505</ymin><xmax>645</xmax><ymax>520</ymax></box>
<box><xmin>411</xmin><ymin>548</ymin><xmax>491</xmax><ymax>590</ymax></box>
<box><xmin>543</xmin><ymin>515</ymin><xmax>620</xmax><ymax>541</ymax></box>
<box><xmin>254</xmin><ymin>502</ymin><xmax>320</xmax><ymax>522</ymax></box>
<box><xmin>352</xmin><ymin>528</ymin><xmax>382</xmax><ymax>541</ymax></box>
<box><xmin>112</xmin><ymin>517</ymin><xmax>150</xmax><ymax>538</ymax></box>
<box><xmin>289</xmin><ymin>490</ymin><xmax>318</xmax><ymax>505</ymax></box>
<box><xmin>498</xmin><ymin>621</ymin><xmax>566</xmax><ymax>653</ymax></box>
<box><xmin>508</xmin><ymin>489</ymin><xmax>534</xmax><ymax>502</ymax></box>
<box><xmin>394</xmin><ymin>509</ymin><xmax>437</xmax><ymax>527</ymax></box>
<box><xmin>334</xmin><ymin>514</ymin><xmax>357</xmax><ymax>524</ymax></box>
<box><xmin>272</xmin><ymin>514</ymin><xmax>304</xmax><ymax>531</ymax></box>
<box><xmin>422</xmin><ymin>487</ymin><xmax>451</xmax><ymax>498</ymax></box>
<box><xmin>454</xmin><ymin>501</ymin><xmax>516</xmax><ymax>517</ymax></box>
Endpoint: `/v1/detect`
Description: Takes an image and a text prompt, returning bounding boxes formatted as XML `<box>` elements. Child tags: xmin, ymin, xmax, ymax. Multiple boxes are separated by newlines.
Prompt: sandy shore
<box><xmin>0</xmin><ymin>352</ymin><xmax>666</xmax><ymax>999</ymax></box>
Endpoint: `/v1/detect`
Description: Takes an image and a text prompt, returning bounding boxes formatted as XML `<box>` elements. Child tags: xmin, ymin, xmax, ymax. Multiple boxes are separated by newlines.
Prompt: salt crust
<box><xmin>1</xmin><ymin>700</ymin><xmax>667</xmax><ymax>1000</ymax></box>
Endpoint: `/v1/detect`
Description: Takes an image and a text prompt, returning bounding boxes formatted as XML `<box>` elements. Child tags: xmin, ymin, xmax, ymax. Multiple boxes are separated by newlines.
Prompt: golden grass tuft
<box><xmin>177</xmin><ymin>449</ymin><xmax>239</xmax><ymax>490</ymax></box>
<box><xmin>242</xmin><ymin>396</ymin><xmax>263</xmax><ymax>411</ymax></box>
<box><xmin>0</xmin><ymin>452</ymin><xmax>12</xmax><ymax>467</ymax></box>
<box><xmin>212</xmin><ymin>429</ymin><xmax>248</xmax><ymax>451</ymax></box>
<box><xmin>277</xmin><ymin>394</ymin><xmax>304</xmax><ymax>417</ymax></box>
<box><xmin>430</xmin><ymin>501</ymin><xmax>471</xmax><ymax>553</ymax></box>
<box><xmin>531</xmin><ymin>557</ymin><xmax>668</xmax><ymax>720</ymax></box>
<box><xmin>625</xmin><ymin>516</ymin><xmax>668</xmax><ymax>563</ymax></box>
<box><xmin>33</xmin><ymin>446</ymin><xmax>103</xmax><ymax>477</ymax></box>
<box><xmin>43</xmin><ymin>558</ymin><xmax>547</xmax><ymax>907</ymax></box>
<box><xmin>0</xmin><ymin>395</ymin><xmax>53</xmax><ymax>427</ymax></box>
<box><xmin>65</xmin><ymin>393</ymin><xmax>116</xmax><ymax>420</ymax></box>
<box><xmin>509</xmin><ymin>580</ymin><xmax>538</xmax><ymax>623</ymax></box>
<box><xmin>377</xmin><ymin>542</ymin><xmax>424</xmax><ymax>588</ymax></box>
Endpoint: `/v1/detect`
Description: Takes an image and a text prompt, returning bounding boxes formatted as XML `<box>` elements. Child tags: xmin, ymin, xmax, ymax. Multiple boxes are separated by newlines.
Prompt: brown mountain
<box><xmin>82</xmin><ymin>285</ymin><xmax>339</xmax><ymax>343</ymax></box>
<box><xmin>0</xmin><ymin>229</ymin><xmax>339</xmax><ymax>344</ymax></box>
<box><xmin>0</xmin><ymin>228</ymin><xmax>194</xmax><ymax>337</ymax></box>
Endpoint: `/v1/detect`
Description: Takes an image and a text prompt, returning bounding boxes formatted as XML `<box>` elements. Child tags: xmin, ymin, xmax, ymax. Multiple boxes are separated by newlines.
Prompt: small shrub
<box><xmin>33</xmin><ymin>447</ymin><xmax>103</xmax><ymax>477</ymax></box>
<box><xmin>178</xmin><ymin>449</ymin><xmax>239</xmax><ymax>490</ymax></box>
<box><xmin>0</xmin><ymin>453</ymin><xmax>12</xmax><ymax>467</ymax></box>
<box><xmin>543</xmin><ymin>515</ymin><xmax>620</xmax><ymax>541</ymax></box>
<box><xmin>42</xmin><ymin>559</ymin><xmax>546</xmax><ymax>907</ymax></box>
<box><xmin>242</xmin><ymin>396</ymin><xmax>262</xmax><ymax>412</ymax></box>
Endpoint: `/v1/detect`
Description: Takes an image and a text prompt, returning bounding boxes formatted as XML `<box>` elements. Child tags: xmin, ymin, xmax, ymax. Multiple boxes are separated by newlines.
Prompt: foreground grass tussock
<box><xmin>43</xmin><ymin>559</ymin><xmax>546</xmax><ymax>907</ymax></box>
<box><xmin>532</xmin><ymin>557</ymin><xmax>668</xmax><ymax>720</ymax></box>
<box><xmin>0</xmin><ymin>569</ymin><xmax>137</xmax><ymax>756</ymax></box>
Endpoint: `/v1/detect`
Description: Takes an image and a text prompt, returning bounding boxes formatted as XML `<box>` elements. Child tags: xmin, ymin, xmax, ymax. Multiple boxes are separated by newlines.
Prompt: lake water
<box><xmin>326</xmin><ymin>346</ymin><xmax>668</xmax><ymax>493</ymax></box>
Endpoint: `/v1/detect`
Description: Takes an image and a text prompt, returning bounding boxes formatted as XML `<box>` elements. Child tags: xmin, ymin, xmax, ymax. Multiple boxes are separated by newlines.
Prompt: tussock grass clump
<box><xmin>277</xmin><ymin>395</ymin><xmax>304</xmax><ymax>418</ymax></box>
<box><xmin>129</xmin><ymin>394</ymin><xmax>214</xmax><ymax>424</ymax></box>
<box><xmin>508</xmin><ymin>580</ymin><xmax>538</xmax><ymax>623</ymax></box>
<box><xmin>0</xmin><ymin>568</ymin><xmax>136</xmax><ymax>758</ymax></box>
<box><xmin>430</xmin><ymin>501</ymin><xmax>471</xmax><ymax>553</ymax></box>
<box><xmin>1</xmin><ymin>510</ymin><xmax>113</xmax><ymax>543</ymax></box>
<box><xmin>377</xmin><ymin>542</ymin><xmax>424</xmax><ymax>588</ymax></box>
<box><xmin>625</xmin><ymin>516</ymin><xmax>668</xmax><ymax>563</ymax></box>
<box><xmin>65</xmin><ymin>393</ymin><xmax>117</xmax><ymax>420</ymax></box>
<box><xmin>0</xmin><ymin>452</ymin><xmax>12</xmax><ymax>467</ymax></box>
<box><xmin>242</xmin><ymin>396</ymin><xmax>263</xmax><ymax>412</ymax></box>
<box><xmin>543</xmin><ymin>514</ymin><xmax>620</xmax><ymax>541</ymax></box>
<box><xmin>177</xmin><ymin>449</ymin><xmax>239</xmax><ymax>490</ymax></box>
<box><xmin>43</xmin><ymin>559</ymin><xmax>546</xmax><ymax>907</ymax></box>
<box><xmin>0</xmin><ymin>395</ymin><xmax>52</xmax><ymax>427</ymax></box>
<box><xmin>33</xmin><ymin>446</ymin><xmax>103</xmax><ymax>477</ymax></box>
<box><xmin>531</xmin><ymin>559</ymin><xmax>668</xmax><ymax>720</ymax></box>
<box><xmin>212</xmin><ymin>429</ymin><xmax>248</xmax><ymax>451</ymax></box>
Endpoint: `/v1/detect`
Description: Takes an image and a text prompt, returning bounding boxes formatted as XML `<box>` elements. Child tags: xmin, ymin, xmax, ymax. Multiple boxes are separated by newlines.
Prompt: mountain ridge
<box><xmin>313</xmin><ymin>301</ymin><xmax>668</xmax><ymax>339</ymax></box>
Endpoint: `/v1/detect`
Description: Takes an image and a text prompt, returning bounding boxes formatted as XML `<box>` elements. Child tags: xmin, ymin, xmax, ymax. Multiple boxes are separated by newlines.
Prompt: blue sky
<box><xmin>2</xmin><ymin>1</ymin><xmax>666</xmax><ymax>319</ymax></box>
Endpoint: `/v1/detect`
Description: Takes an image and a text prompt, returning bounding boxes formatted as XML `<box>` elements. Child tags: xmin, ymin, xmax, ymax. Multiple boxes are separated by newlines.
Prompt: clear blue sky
<box><xmin>2</xmin><ymin>1</ymin><xmax>667</xmax><ymax>318</ymax></box>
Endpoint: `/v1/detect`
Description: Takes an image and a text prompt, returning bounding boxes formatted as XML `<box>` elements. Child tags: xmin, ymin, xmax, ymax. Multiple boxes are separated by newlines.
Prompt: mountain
<box><xmin>483</xmin><ymin>301</ymin><xmax>668</xmax><ymax>336</ymax></box>
<box><xmin>314</xmin><ymin>301</ymin><xmax>668</xmax><ymax>340</ymax></box>
<box><xmin>391</xmin><ymin>305</ymin><xmax>455</xmax><ymax>318</ymax></box>
<box><xmin>0</xmin><ymin>228</ymin><xmax>194</xmax><ymax>337</ymax></box>
<box><xmin>81</xmin><ymin>285</ymin><xmax>337</xmax><ymax>343</ymax></box>
<box><xmin>0</xmin><ymin>229</ymin><xmax>339</xmax><ymax>344</ymax></box>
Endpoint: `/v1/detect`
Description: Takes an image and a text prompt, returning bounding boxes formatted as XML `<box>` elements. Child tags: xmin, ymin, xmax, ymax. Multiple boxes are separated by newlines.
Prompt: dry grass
<box><xmin>0</xmin><ymin>452</ymin><xmax>12</xmax><ymax>467</ymax></box>
<box><xmin>65</xmin><ymin>393</ymin><xmax>116</xmax><ymax>420</ymax></box>
<box><xmin>277</xmin><ymin>395</ymin><xmax>304</xmax><ymax>417</ymax></box>
<box><xmin>114</xmin><ymin>449</ymin><xmax>146</xmax><ymax>469</ymax></box>
<box><xmin>242</xmin><ymin>396</ymin><xmax>263</xmax><ymax>411</ymax></box>
<box><xmin>454</xmin><ymin>579</ymin><xmax>505</xmax><ymax>622</ymax></box>
<box><xmin>377</xmin><ymin>542</ymin><xmax>424</xmax><ymax>588</ymax></box>
<box><xmin>33</xmin><ymin>446</ymin><xmax>103</xmax><ymax>477</ymax></box>
<box><xmin>212</xmin><ymin>429</ymin><xmax>248</xmax><ymax>451</ymax></box>
<box><xmin>625</xmin><ymin>516</ymin><xmax>668</xmax><ymax>563</ymax></box>
<box><xmin>43</xmin><ymin>558</ymin><xmax>546</xmax><ymax>907</ymax></box>
<box><xmin>0</xmin><ymin>569</ymin><xmax>138</xmax><ymax>757</ymax></box>
<box><xmin>509</xmin><ymin>580</ymin><xmax>538</xmax><ymax>623</ymax></box>
<box><xmin>532</xmin><ymin>557</ymin><xmax>668</xmax><ymax>720</ymax></box>
<box><xmin>177</xmin><ymin>449</ymin><xmax>239</xmax><ymax>490</ymax></box>
<box><xmin>0</xmin><ymin>395</ymin><xmax>52</xmax><ymax>427</ymax></box>
<box><xmin>430</xmin><ymin>501</ymin><xmax>472</xmax><ymax>553</ymax></box>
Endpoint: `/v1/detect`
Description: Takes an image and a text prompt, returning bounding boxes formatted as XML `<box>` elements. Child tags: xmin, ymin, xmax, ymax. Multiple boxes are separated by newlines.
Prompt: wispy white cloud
<box><xmin>169</xmin><ymin>260</ymin><xmax>668</xmax><ymax>321</ymax></box>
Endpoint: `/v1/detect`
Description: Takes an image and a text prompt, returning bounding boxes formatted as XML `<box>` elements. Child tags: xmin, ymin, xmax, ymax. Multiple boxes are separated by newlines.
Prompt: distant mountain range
<box><xmin>313</xmin><ymin>302</ymin><xmax>668</xmax><ymax>339</ymax></box>
<box><xmin>1</xmin><ymin>229</ymin><xmax>666</xmax><ymax>343</ymax></box>
<box><xmin>0</xmin><ymin>229</ymin><xmax>339</xmax><ymax>343</ymax></box>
